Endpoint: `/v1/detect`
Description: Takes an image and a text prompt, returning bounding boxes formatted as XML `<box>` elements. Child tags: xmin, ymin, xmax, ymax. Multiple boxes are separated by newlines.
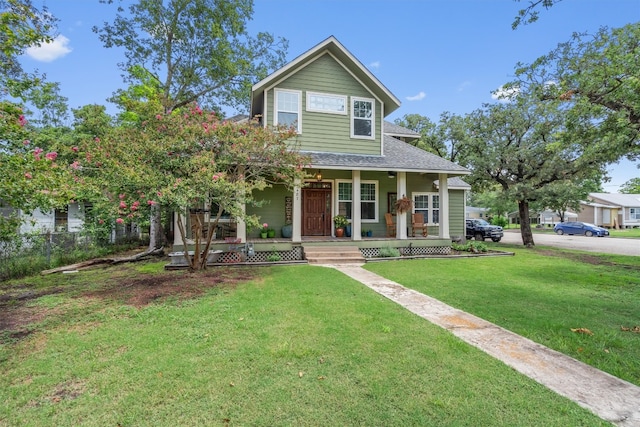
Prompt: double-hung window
<box><xmin>413</xmin><ymin>193</ymin><xmax>440</xmax><ymax>224</ymax></box>
<box><xmin>351</xmin><ymin>97</ymin><xmax>374</xmax><ymax>139</ymax></box>
<box><xmin>337</xmin><ymin>180</ymin><xmax>378</xmax><ymax>222</ymax></box>
<box><xmin>630</xmin><ymin>208</ymin><xmax>640</xmax><ymax>220</ymax></box>
<box><xmin>274</xmin><ymin>89</ymin><xmax>301</xmax><ymax>133</ymax></box>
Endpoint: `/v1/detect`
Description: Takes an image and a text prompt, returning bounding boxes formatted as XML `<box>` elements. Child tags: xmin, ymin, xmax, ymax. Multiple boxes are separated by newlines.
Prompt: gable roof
<box><xmin>306</xmin><ymin>135</ymin><xmax>469</xmax><ymax>175</ymax></box>
<box><xmin>251</xmin><ymin>36</ymin><xmax>401</xmax><ymax>119</ymax></box>
<box><xmin>589</xmin><ymin>193</ymin><xmax>640</xmax><ymax>207</ymax></box>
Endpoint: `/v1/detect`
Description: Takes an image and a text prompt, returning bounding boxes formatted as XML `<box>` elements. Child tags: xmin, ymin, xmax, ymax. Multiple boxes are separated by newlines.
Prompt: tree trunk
<box><xmin>147</xmin><ymin>205</ymin><xmax>164</xmax><ymax>251</ymax></box>
<box><xmin>518</xmin><ymin>200</ymin><xmax>535</xmax><ymax>247</ymax></box>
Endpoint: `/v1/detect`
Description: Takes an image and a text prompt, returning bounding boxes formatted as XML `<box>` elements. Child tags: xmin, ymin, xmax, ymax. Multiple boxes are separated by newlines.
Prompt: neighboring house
<box><xmin>508</xmin><ymin>209</ymin><xmax>578</xmax><ymax>227</ymax></box>
<box><xmin>466</xmin><ymin>206</ymin><xmax>489</xmax><ymax>219</ymax></box>
<box><xmin>2</xmin><ymin>202</ymin><xmax>86</xmax><ymax>234</ymax></box>
<box><xmin>174</xmin><ymin>36</ymin><xmax>470</xmax><ymax>253</ymax></box>
<box><xmin>575</xmin><ymin>193</ymin><xmax>640</xmax><ymax>229</ymax></box>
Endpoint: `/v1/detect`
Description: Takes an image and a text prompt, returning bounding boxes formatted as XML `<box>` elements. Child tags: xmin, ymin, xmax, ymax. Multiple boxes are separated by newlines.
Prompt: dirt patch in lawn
<box><xmin>0</xmin><ymin>264</ymin><xmax>260</xmax><ymax>343</ymax></box>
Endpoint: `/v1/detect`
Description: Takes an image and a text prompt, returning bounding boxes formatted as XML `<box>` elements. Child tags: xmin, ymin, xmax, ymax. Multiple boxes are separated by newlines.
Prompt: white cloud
<box><xmin>369</xmin><ymin>61</ymin><xmax>380</xmax><ymax>69</ymax></box>
<box><xmin>457</xmin><ymin>81</ymin><xmax>472</xmax><ymax>92</ymax></box>
<box><xmin>406</xmin><ymin>91</ymin><xmax>426</xmax><ymax>101</ymax></box>
<box><xmin>491</xmin><ymin>85</ymin><xmax>519</xmax><ymax>102</ymax></box>
<box><xmin>26</xmin><ymin>35</ymin><xmax>72</xmax><ymax>62</ymax></box>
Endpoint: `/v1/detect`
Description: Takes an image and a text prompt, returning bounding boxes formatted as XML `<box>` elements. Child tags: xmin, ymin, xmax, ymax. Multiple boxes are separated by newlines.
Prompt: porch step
<box><xmin>303</xmin><ymin>246</ymin><xmax>365</xmax><ymax>265</ymax></box>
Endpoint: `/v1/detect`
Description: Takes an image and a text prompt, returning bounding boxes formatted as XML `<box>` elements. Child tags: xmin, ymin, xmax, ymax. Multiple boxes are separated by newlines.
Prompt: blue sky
<box><xmin>22</xmin><ymin>0</ymin><xmax>640</xmax><ymax>192</ymax></box>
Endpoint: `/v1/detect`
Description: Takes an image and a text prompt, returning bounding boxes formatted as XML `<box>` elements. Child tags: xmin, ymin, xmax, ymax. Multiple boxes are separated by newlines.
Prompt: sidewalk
<box><xmin>328</xmin><ymin>264</ymin><xmax>640</xmax><ymax>426</ymax></box>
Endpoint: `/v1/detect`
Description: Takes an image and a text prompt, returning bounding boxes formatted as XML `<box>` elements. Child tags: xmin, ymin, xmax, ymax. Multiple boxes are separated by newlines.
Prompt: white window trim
<box><xmin>274</xmin><ymin>88</ymin><xmax>302</xmax><ymax>133</ymax></box>
<box><xmin>412</xmin><ymin>192</ymin><xmax>440</xmax><ymax>225</ymax></box>
<box><xmin>306</xmin><ymin>91</ymin><xmax>347</xmax><ymax>115</ymax></box>
<box><xmin>630</xmin><ymin>208</ymin><xmax>640</xmax><ymax>220</ymax></box>
<box><xmin>350</xmin><ymin>96</ymin><xmax>375</xmax><ymax>140</ymax></box>
<box><xmin>336</xmin><ymin>179</ymin><xmax>379</xmax><ymax>223</ymax></box>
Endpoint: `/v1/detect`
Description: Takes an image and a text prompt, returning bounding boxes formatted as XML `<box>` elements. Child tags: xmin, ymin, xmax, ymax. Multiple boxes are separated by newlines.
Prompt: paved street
<box><xmin>498</xmin><ymin>230</ymin><xmax>640</xmax><ymax>256</ymax></box>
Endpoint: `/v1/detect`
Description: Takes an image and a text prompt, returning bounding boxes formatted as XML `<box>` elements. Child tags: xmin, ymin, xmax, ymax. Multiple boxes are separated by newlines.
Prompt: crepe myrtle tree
<box><xmin>0</xmin><ymin>102</ymin><xmax>74</xmax><ymax>240</ymax></box>
<box><xmin>73</xmin><ymin>104</ymin><xmax>308</xmax><ymax>270</ymax></box>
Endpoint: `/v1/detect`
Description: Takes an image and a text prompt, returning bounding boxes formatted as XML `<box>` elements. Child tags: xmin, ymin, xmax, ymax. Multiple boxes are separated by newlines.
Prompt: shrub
<box><xmin>491</xmin><ymin>216</ymin><xmax>508</xmax><ymax>228</ymax></box>
<box><xmin>379</xmin><ymin>246</ymin><xmax>401</xmax><ymax>257</ymax></box>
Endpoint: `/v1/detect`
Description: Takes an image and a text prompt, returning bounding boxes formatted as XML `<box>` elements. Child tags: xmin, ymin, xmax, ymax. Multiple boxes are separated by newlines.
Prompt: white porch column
<box><xmin>352</xmin><ymin>170</ymin><xmax>361</xmax><ymax>240</ymax></box>
<box><xmin>292</xmin><ymin>180</ymin><xmax>302</xmax><ymax>243</ymax></box>
<box><xmin>438</xmin><ymin>173</ymin><xmax>450</xmax><ymax>239</ymax></box>
<box><xmin>397</xmin><ymin>172</ymin><xmax>408</xmax><ymax>239</ymax></box>
<box><xmin>236</xmin><ymin>202</ymin><xmax>247</xmax><ymax>242</ymax></box>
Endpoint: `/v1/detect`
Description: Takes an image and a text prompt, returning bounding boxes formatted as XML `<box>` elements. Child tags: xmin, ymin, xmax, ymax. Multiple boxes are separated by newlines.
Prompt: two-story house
<box><xmin>173</xmin><ymin>36</ymin><xmax>470</xmax><ymax>261</ymax></box>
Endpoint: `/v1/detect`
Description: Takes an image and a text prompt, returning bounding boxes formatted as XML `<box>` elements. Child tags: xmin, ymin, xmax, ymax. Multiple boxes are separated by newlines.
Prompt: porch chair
<box><xmin>411</xmin><ymin>213</ymin><xmax>428</xmax><ymax>237</ymax></box>
<box><xmin>384</xmin><ymin>213</ymin><xmax>396</xmax><ymax>237</ymax></box>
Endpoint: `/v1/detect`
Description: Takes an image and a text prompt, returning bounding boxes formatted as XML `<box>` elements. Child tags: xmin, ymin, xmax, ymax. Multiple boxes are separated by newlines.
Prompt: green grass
<box><xmin>608</xmin><ymin>228</ymin><xmax>640</xmax><ymax>238</ymax></box>
<box><xmin>0</xmin><ymin>262</ymin><xmax>608</xmax><ymax>426</ymax></box>
<box><xmin>366</xmin><ymin>246</ymin><xmax>640</xmax><ymax>387</ymax></box>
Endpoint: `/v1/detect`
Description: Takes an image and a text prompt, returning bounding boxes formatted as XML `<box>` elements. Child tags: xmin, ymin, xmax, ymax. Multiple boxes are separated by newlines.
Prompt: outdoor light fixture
<box><xmin>316</xmin><ymin>170</ymin><xmax>323</xmax><ymax>181</ymax></box>
<box><xmin>388</xmin><ymin>171</ymin><xmax>396</xmax><ymax>178</ymax></box>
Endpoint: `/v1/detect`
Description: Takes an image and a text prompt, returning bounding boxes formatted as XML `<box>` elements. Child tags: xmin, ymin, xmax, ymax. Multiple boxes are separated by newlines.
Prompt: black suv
<box><xmin>465</xmin><ymin>219</ymin><xmax>503</xmax><ymax>242</ymax></box>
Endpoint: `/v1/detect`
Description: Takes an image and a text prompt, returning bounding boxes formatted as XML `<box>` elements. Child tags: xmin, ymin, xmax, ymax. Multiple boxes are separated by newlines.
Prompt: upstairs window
<box><xmin>351</xmin><ymin>97</ymin><xmax>374</xmax><ymax>139</ymax></box>
<box><xmin>275</xmin><ymin>89</ymin><xmax>301</xmax><ymax>133</ymax></box>
<box><xmin>307</xmin><ymin>92</ymin><xmax>347</xmax><ymax>114</ymax></box>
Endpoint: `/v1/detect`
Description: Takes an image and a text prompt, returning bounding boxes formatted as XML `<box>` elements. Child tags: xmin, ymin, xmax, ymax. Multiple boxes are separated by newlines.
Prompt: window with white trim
<box><xmin>337</xmin><ymin>182</ymin><xmax>353</xmax><ymax>219</ymax></box>
<box><xmin>274</xmin><ymin>89</ymin><xmax>301</xmax><ymax>132</ymax></box>
<box><xmin>351</xmin><ymin>97</ymin><xmax>374</xmax><ymax>139</ymax></box>
<box><xmin>413</xmin><ymin>193</ymin><xmax>439</xmax><ymax>224</ymax></box>
<box><xmin>630</xmin><ymin>208</ymin><xmax>640</xmax><ymax>220</ymax></box>
<box><xmin>307</xmin><ymin>92</ymin><xmax>347</xmax><ymax>114</ymax></box>
<box><xmin>337</xmin><ymin>180</ymin><xmax>378</xmax><ymax>222</ymax></box>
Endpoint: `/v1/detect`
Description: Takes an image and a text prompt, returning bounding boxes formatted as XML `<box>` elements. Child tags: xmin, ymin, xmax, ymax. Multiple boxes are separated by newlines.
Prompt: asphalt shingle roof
<box><xmin>306</xmin><ymin>135</ymin><xmax>469</xmax><ymax>175</ymax></box>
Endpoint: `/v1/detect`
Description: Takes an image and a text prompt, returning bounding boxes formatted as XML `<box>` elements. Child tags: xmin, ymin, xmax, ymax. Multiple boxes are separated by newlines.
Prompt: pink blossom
<box><xmin>94</xmin><ymin>137</ymin><xmax>100</xmax><ymax>143</ymax></box>
<box><xmin>72</xmin><ymin>146</ymin><xmax>78</xmax><ymax>152</ymax></box>
<box><xmin>45</xmin><ymin>152</ymin><xmax>57</xmax><ymax>161</ymax></box>
<box><xmin>24</xmin><ymin>172</ymin><xmax>32</xmax><ymax>179</ymax></box>
<box><xmin>18</xmin><ymin>115</ymin><xmax>27</xmax><ymax>127</ymax></box>
<box><xmin>156</xmin><ymin>192</ymin><xmax>162</xmax><ymax>197</ymax></box>
<box><xmin>33</xmin><ymin>147</ymin><xmax>43</xmax><ymax>160</ymax></box>
<box><xmin>70</xmin><ymin>161</ymin><xmax>80</xmax><ymax>170</ymax></box>
<box><xmin>119</xmin><ymin>193</ymin><xmax>126</xmax><ymax>200</ymax></box>
<box><xmin>212</xmin><ymin>174</ymin><xmax>219</xmax><ymax>180</ymax></box>
<box><xmin>119</xmin><ymin>201</ymin><xmax>127</xmax><ymax>209</ymax></box>
<box><xmin>156</xmin><ymin>114</ymin><xmax>162</xmax><ymax>120</ymax></box>
<box><xmin>23</xmin><ymin>140</ymin><xmax>30</xmax><ymax>146</ymax></box>
<box><xmin>147</xmin><ymin>200</ymin><xmax>156</xmax><ymax>206</ymax></box>
<box><xmin>98</xmin><ymin>219</ymin><xmax>104</xmax><ymax>225</ymax></box>
<box><xmin>116</xmin><ymin>218</ymin><xmax>124</xmax><ymax>224</ymax></box>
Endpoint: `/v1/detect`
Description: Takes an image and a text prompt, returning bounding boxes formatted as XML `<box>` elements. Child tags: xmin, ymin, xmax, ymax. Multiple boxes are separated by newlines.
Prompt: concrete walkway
<box><xmin>326</xmin><ymin>264</ymin><xmax>640</xmax><ymax>426</ymax></box>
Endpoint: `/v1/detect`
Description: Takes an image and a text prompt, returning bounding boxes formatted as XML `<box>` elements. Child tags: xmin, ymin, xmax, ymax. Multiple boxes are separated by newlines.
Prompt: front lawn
<box><xmin>0</xmin><ymin>261</ymin><xmax>608</xmax><ymax>426</ymax></box>
<box><xmin>367</xmin><ymin>246</ymin><xmax>640</xmax><ymax>387</ymax></box>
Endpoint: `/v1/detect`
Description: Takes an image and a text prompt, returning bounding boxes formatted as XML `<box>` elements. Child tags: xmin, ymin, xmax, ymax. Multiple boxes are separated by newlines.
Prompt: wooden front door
<box><xmin>302</xmin><ymin>184</ymin><xmax>332</xmax><ymax>236</ymax></box>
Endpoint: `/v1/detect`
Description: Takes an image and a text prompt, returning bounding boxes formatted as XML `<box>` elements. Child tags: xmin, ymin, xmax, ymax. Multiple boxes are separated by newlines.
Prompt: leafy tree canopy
<box><xmin>619</xmin><ymin>177</ymin><xmax>640</xmax><ymax>194</ymax></box>
<box><xmin>72</xmin><ymin>103</ymin><xmax>309</xmax><ymax>269</ymax></box>
<box><xmin>94</xmin><ymin>0</ymin><xmax>288</xmax><ymax>113</ymax></box>
<box><xmin>506</xmin><ymin>23</ymin><xmax>640</xmax><ymax>163</ymax></box>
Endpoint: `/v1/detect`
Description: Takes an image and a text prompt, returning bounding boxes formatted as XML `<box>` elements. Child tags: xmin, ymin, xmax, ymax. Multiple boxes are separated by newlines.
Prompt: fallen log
<box><xmin>40</xmin><ymin>247</ymin><xmax>165</xmax><ymax>274</ymax></box>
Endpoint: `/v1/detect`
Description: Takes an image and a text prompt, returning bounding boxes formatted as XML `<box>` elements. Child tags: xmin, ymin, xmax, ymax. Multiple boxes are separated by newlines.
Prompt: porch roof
<box><xmin>305</xmin><ymin>135</ymin><xmax>470</xmax><ymax>175</ymax></box>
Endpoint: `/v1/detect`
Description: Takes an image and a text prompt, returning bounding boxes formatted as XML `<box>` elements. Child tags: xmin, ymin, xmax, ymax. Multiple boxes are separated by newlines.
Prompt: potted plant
<box><xmin>394</xmin><ymin>195</ymin><xmax>413</xmax><ymax>213</ymax></box>
<box><xmin>260</xmin><ymin>223</ymin><xmax>268</xmax><ymax>238</ymax></box>
<box><xmin>333</xmin><ymin>214</ymin><xmax>349</xmax><ymax>237</ymax></box>
<box><xmin>267</xmin><ymin>226</ymin><xmax>276</xmax><ymax>238</ymax></box>
<box><xmin>281</xmin><ymin>222</ymin><xmax>293</xmax><ymax>238</ymax></box>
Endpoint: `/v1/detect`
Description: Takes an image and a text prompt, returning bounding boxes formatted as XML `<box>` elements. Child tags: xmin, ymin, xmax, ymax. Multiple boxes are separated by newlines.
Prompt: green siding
<box><xmin>246</xmin><ymin>185</ymin><xmax>293</xmax><ymax>239</ymax></box>
<box><xmin>266</xmin><ymin>54</ymin><xmax>382</xmax><ymax>155</ymax></box>
<box><xmin>448</xmin><ymin>190</ymin><xmax>465</xmax><ymax>238</ymax></box>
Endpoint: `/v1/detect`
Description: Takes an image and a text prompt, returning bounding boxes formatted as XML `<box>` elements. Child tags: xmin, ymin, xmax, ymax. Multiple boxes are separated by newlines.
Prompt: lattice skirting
<box><xmin>211</xmin><ymin>246</ymin><xmax>305</xmax><ymax>264</ymax></box>
<box><xmin>360</xmin><ymin>246</ymin><xmax>451</xmax><ymax>258</ymax></box>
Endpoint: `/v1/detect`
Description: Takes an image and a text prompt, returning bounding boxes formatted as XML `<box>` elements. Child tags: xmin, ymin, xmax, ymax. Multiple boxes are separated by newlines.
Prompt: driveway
<box><xmin>499</xmin><ymin>230</ymin><xmax>640</xmax><ymax>256</ymax></box>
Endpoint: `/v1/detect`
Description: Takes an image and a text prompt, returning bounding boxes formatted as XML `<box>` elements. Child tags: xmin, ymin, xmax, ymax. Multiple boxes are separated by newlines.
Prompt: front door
<box><xmin>302</xmin><ymin>183</ymin><xmax>332</xmax><ymax>236</ymax></box>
